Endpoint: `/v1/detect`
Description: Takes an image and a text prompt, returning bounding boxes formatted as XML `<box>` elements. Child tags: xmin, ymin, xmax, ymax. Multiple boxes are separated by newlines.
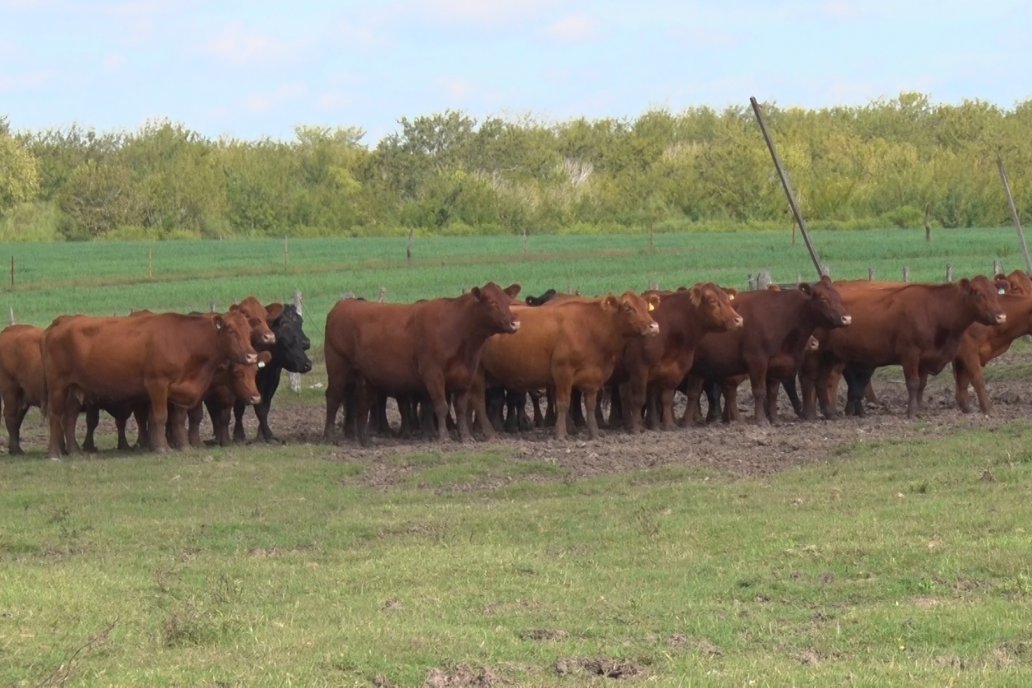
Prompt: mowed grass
<box><xmin>1</xmin><ymin>426</ymin><xmax>1031</xmax><ymax>686</ymax></box>
<box><xmin>3</xmin><ymin>227</ymin><xmax>1026</xmax><ymax>346</ymax></box>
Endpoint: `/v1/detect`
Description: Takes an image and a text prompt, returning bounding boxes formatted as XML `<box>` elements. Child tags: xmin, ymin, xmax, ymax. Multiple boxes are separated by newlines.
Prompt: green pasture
<box><xmin>2</xmin><ymin>228</ymin><xmax>1026</xmax><ymax>347</ymax></box>
<box><xmin>1</xmin><ymin>424</ymin><xmax>1030</xmax><ymax>686</ymax></box>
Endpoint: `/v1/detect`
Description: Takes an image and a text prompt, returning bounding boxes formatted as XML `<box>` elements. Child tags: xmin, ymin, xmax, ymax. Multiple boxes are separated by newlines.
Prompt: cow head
<box><xmin>604</xmin><ymin>291</ymin><xmax>659</xmax><ymax>337</ymax></box>
<box><xmin>961</xmin><ymin>275</ymin><xmax>1007</xmax><ymax>325</ymax></box>
<box><xmin>268</xmin><ymin>303</ymin><xmax>313</xmax><ymax>374</ymax></box>
<box><xmin>231</xmin><ymin>296</ymin><xmax>277</xmax><ymax>347</ymax></box>
<box><xmin>213</xmin><ymin>310</ymin><xmax>260</xmax><ymax>365</ymax></box>
<box><xmin>997</xmin><ymin>270</ymin><xmax>1032</xmax><ymax>297</ymax></box>
<box><xmin>688</xmin><ymin>282</ymin><xmax>743</xmax><ymax>331</ymax></box>
<box><xmin>470</xmin><ymin>282</ymin><xmax>522</xmax><ymax>334</ymax></box>
<box><xmin>228</xmin><ymin>350</ymin><xmax>272</xmax><ymax>405</ymax></box>
<box><xmin>799</xmin><ymin>276</ymin><xmax>851</xmax><ymax>328</ymax></box>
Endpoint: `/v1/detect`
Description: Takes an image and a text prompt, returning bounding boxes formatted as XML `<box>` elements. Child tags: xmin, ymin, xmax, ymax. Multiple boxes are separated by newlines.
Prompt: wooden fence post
<box><xmin>147</xmin><ymin>246</ymin><xmax>153</xmax><ymax>279</ymax></box>
<box><xmin>8</xmin><ymin>306</ymin><xmax>14</xmax><ymax>325</ymax></box>
<box><xmin>406</xmin><ymin>228</ymin><xmax>414</xmax><ymax>262</ymax></box>
<box><xmin>289</xmin><ymin>290</ymin><xmax>303</xmax><ymax>394</ymax></box>
<box><xmin>868</xmin><ymin>267</ymin><xmax>875</xmax><ymax>281</ymax></box>
<box><xmin>993</xmin><ymin>258</ymin><xmax>1002</xmax><ymax>276</ymax></box>
<box><xmin>945</xmin><ymin>263</ymin><xmax>954</xmax><ymax>283</ymax></box>
<box><xmin>283</xmin><ymin>237</ymin><xmax>289</xmax><ymax>269</ymax></box>
<box><xmin>10</xmin><ymin>256</ymin><xmax>14</xmax><ymax>289</ymax></box>
<box><xmin>903</xmin><ymin>266</ymin><xmax>910</xmax><ymax>283</ymax></box>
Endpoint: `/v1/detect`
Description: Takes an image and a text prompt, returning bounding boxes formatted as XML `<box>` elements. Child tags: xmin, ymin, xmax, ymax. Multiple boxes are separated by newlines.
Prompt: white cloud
<box><xmin>541</xmin><ymin>13</ymin><xmax>598</xmax><ymax>42</ymax></box>
<box><xmin>244</xmin><ymin>83</ymin><xmax>306</xmax><ymax>113</ymax></box>
<box><xmin>0</xmin><ymin>70</ymin><xmax>52</xmax><ymax>92</ymax></box>
<box><xmin>414</xmin><ymin>0</ymin><xmax>555</xmax><ymax>26</ymax></box>
<box><xmin>203</xmin><ymin>23</ymin><xmax>294</xmax><ymax>65</ymax></box>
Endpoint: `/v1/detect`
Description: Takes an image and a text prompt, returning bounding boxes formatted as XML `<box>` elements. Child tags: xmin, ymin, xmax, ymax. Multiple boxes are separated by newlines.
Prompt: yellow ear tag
<box><xmin>648</xmin><ymin>302</ymin><xmax>655</xmax><ymax>312</ymax></box>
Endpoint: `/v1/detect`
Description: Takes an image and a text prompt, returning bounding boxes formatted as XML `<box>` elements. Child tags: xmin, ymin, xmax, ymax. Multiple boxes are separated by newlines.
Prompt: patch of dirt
<box><xmin>519</xmin><ymin>628</ymin><xmax>567</xmax><ymax>641</ymax></box>
<box><xmin>424</xmin><ymin>663</ymin><xmax>503</xmax><ymax>688</ymax></box>
<box><xmin>251</xmin><ymin>360</ymin><xmax>1032</xmax><ymax>489</ymax></box>
<box><xmin>554</xmin><ymin>657</ymin><xmax>647</xmax><ymax>679</ymax></box>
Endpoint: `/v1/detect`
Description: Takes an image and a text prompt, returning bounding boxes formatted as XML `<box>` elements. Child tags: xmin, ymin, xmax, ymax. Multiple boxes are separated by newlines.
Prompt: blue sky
<box><xmin>2</xmin><ymin>0</ymin><xmax>1029</xmax><ymax>146</ymax></box>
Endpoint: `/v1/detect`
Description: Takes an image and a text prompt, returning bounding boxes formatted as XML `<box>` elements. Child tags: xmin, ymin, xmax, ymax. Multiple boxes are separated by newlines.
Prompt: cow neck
<box><xmin>783</xmin><ymin>290</ymin><xmax>826</xmax><ymax>352</ymax></box>
<box><xmin>436</xmin><ymin>294</ymin><xmax>502</xmax><ymax>361</ymax></box>
<box><xmin>177</xmin><ymin>315</ymin><xmax>240</xmax><ymax>401</ymax></box>
<box><xmin>658</xmin><ymin>291</ymin><xmax>704</xmax><ymax>347</ymax></box>
<box><xmin>934</xmin><ymin>283</ymin><xmax>986</xmax><ymax>333</ymax></box>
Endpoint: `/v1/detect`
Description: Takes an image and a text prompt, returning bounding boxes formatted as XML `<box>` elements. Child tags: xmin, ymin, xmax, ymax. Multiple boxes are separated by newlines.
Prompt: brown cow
<box><xmin>472</xmin><ymin>292</ymin><xmax>660</xmax><ymax>440</ymax></box>
<box><xmin>684</xmin><ymin>276</ymin><xmax>851</xmax><ymax>425</ymax></box>
<box><xmin>187</xmin><ymin>351</ymin><xmax>271</xmax><ymax>446</ymax></box>
<box><xmin>42</xmin><ymin>310</ymin><xmax>258</xmax><ymax>458</ymax></box>
<box><xmin>323</xmin><ymin>282</ymin><xmax>522</xmax><ymax>444</ymax></box>
<box><xmin>0</xmin><ymin>325</ymin><xmax>45</xmax><ymax>454</ymax></box>
<box><xmin>953</xmin><ymin>292</ymin><xmax>1032</xmax><ymax>413</ymax></box>
<box><xmin>807</xmin><ymin>276</ymin><xmax>1006</xmax><ymax>419</ymax></box>
<box><xmin>621</xmin><ymin>284</ymin><xmax>742</xmax><ymax>432</ymax></box>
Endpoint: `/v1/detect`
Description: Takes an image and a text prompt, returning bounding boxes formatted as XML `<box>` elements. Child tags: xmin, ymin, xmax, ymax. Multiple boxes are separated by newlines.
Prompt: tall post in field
<box><xmin>9</xmin><ymin>256</ymin><xmax>14</xmax><ymax>289</ymax></box>
<box><xmin>997</xmin><ymin>157</ymin><xmax>1032</xmax><ymax>273</ymax></box>
<box><xmin>289</xmin><ymin>289</ymin><xmax>303</xmax><ymax>394</ymax></box>
<box><xmin>750</xmin><ymin>97</ymin><xmax>823</xmax><ymax>278</ymax></box>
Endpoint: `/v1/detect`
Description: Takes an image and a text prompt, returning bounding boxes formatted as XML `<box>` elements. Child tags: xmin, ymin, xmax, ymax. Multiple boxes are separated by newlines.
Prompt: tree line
<box><xmin>2</xmin><ymin>92</ymin><xmax>1031</xmax><ymax>241</ymax></box>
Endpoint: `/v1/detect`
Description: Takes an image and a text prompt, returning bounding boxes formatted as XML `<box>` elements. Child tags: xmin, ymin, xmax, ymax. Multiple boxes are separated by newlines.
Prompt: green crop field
<box><xmin>3</xmin><ymin>227</ymin><xmax>1027</xmax><ymax>347</ymax></box>
<box><xmin>2</xmin><ymin>228</ymin><xmax>1032</xmax><ymax>686</ymax></box>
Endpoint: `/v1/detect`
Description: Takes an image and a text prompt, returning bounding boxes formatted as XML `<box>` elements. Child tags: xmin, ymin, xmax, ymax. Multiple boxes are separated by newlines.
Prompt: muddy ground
<box><xmin>249</xmin><ymin>361</ymin><xmax>1032</xmax><ymax>486</ymax></box>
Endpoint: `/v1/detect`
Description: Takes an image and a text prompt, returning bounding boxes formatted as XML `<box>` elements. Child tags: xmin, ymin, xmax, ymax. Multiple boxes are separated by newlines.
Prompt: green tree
<box><xmin>0</xmin><ymin>117</ymin><xmax>41</xmax><ymax>216</ymax></box>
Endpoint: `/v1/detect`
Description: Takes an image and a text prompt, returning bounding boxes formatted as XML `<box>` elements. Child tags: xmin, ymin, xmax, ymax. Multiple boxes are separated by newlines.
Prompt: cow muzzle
<box><xmin>244</xmin><ymin>353</ymin><xmax>258</xmax><ymax>365</ymax></box>
<box><xmin>645</xmin><ymin>322</ymin><xmax>660</xmax><ymax>336</ymax></box>
<box><xmin>508</xmin><ymin>320</ymin><xmax>521</xmax><ymax>333</ymax></box>
<box><xmin>732</xmin><ymin>316</ymin><xmax>744</xmax><ymax>329</ymax></box>
<box><xmin>262</xmin><ymin>332</ymin><xmax>276</xmax><ymax>344</ymax></box>
<box><xmin>841</xmin><ymin>315</ymin><xmax>852</xmax><ymax>326</ymax></box>
<box><xmin>995</xmin><ymin>313</ymin><xmax>1007</xmax><ymax>325</ymax></box>
<box><xmin>248</xmin><ymin>394</ymin><xmax>262</xmax><ymax>405</ymax></box>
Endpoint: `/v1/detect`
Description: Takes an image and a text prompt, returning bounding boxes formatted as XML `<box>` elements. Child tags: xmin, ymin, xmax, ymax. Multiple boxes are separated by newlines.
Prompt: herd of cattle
<box><xmin>1</xmin><ymin>269</ymin><xmax>1030</xmax><ymax>459</ymax></box>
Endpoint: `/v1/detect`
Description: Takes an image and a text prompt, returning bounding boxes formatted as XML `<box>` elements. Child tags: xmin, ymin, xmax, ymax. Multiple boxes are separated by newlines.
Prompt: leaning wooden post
<box><xmin>945</xmin><ymin>263</ymin><xmax>954</xmax><ymax>283</ymax></box>
<box><xmin>997</xmin><ymin>157</ymin><xmax>1032</xmax><ymax>273</ymax></box>
<box><xmin>8</xmin><ymin>306</ymin><xmax>14</xmax><ymax>325</ymax></box>
<box><xmin>750</xmin><ymin>96</ymin><xmax>823</xmax><ymax>278</ymax></box>
<box><xmin>289</xmin><ymin>289</ymin><xmax>303</xmax><ymax>394</ymax></box>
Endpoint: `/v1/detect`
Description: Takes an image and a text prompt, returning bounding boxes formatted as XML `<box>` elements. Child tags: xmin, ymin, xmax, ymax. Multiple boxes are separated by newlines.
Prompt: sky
<box><xmin>2</xmin><ymin>0</ymin><xmax>1029</xmax><ymax>146</ymax></box>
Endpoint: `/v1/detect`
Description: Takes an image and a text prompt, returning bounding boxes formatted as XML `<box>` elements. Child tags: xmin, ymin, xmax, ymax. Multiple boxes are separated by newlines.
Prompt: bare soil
<box><xmin>237</xmin><ymin>363</ymin><xmax>1032</xmax><ymax>487</ymax></box>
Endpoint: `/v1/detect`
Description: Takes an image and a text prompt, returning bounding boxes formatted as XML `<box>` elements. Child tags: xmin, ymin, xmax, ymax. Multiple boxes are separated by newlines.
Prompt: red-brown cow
<box><xmin>472</xmin><ymin>292</ymin><xmax>660</xmax><ymax>440</ymax></box>
<box><xmin>684</xmin><ymin>276</ymin><xmax>851</xmax><ymax>425</ymax></box>
<box><xmin>187</xmin><ymin>351</ymin><xmax>271</xmax><ymax>446</ymax></box>
<box><xmin>806</xmin><ymin>277</ymin><xmax>1006</xmax><ymax>419</ymax></box>
<box><xmin>997</xmin><ymin>270</ymin><xmax>1032</xmax><ymax>296</ymax></box>
<box><xmin>42</xmin><ymin>310</ymin><xmax>258</xmax><ymax>458</ymax></box>
<box><xmin>621</xmin><ymin>284</ymin><xmax>743</xmax><ymax>432</ymax></box>
<box><xmin>323</xmin><ymin>282</ymin><xmax>522</xmax><ymax>444</ymax></box>
<box><xmin>0</xmin><ymin>324</ymin><xmax>45</xmax><ymax>455</ymax></box>
<box><xmin>233</xmin><ymin>296</ymin><xmax>278</xmax><ymax>347</ymax></box>
<box><xmin>953</xmin><ymin>292</ymin><xmax>1032</xmax><ymax>413</ymax></box>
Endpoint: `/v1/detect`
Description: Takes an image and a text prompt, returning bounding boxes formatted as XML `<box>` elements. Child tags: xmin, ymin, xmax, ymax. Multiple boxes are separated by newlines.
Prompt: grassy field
<box><xmin>3</xmin><ymin>229</ymin><xmax>1032</xmax><ymax>686</ymax></box>
<box><xmin>2</xmin><ymin>227</ymin><xmax>1026</xmax><ymax>345</ymax></box>
<box><xmin>1</xmin><ymin>426</ymin><xmax>1030</xmax><ymax>686</ymax></box>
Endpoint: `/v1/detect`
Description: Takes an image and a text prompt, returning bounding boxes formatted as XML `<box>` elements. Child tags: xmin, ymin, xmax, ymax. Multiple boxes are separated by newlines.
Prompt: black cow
<box><xmin>232</xmin><ymin>303</ymin><xmax>313</xmax><ymax>442</ymax></box>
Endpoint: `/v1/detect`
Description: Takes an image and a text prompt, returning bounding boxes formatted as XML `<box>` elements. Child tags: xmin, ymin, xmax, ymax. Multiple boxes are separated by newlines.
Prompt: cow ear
<box><xmin>689</xmin><ymin>286</ymin><xmax>703</xmax><ymax>307</ymax></box>
<box><xmin>798</xmin><ymin>282</ymin><xmax>813</xmax><ymax>295</ymax></box>
<box><xmin>258</xmin><ymin>350</ymin><xmax>273</xmax><ymax>365</ymax></box>
<box><xmin>213</xmin><ymin>314</ymin><xmax>225</xmax><ymax>332</ymax></box>
<box><xmin>265</xmin><ymin>303</ymin><xmax>284</xmax><ymax>322</ymax></box>
<box><xmin>503</xmin><ymin>283</ymin><xmax>521</xmax><ymax>298</ymax></box>
<box><xmin>229</xmin><ymin>303</ymin><xmax>240</xmax><ymax>313</ymax></box>
<box><xmin>603</xmin><ymin>295</ymin><xmax>619</xmax><ymax>310</ymax></box>
<box><xmin>995</xmin><ymin>273</ymin><xmax>1007</xmax><ymax>281</ymax></box>
<box><xmin>725</xmin><ymin>288</ymin><xmax>738</xmax><ymax>302</ymax></box>
<box><xmin>470</xmin><ymin>286</ymin><xmax>482</xmax><ymax>299</ymax></box>
<box><xmin>958</xmin><ymin>277</ymin><xmax>972</xmax><ymax>292</ymax></box>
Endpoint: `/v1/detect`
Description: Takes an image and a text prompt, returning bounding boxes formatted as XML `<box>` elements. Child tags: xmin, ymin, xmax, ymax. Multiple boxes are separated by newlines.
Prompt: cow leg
<box><xmin>83</xmin><ymin>405</ymin><xmax>101</xmax><ymax>453</ymax></box>
<box><xmin>3</xmin><ymin>390</ymin><xmax>29</xmax><ymax>455</ymax></box>
<box><xmin>783</xmin><ymin>377</ymin><xmax>804</xmax><ymax>418</ymax></box>
<box><xmin>187</xmin><ymin>404</ymin><xmax>205</xmax><ymax>447</ymax></box>
<box><xmin>61</xmin><ymin>393</ymin><xmax>82</xmax><ymax>457</ymax></box>
<box><xmin>582</xmin><ymin>387</ymin><xmax>602</xmax><ymax>440</ymax></box>
<box><xmin>659</xmin><ymin>387</ymin><xmax>678</xmax><ymax>431</ymax></box>
<box><xmin>747</xmin><ymin>361</ymin><xmax>770</xmax><ymax>426</ymax></box>
<box><xmin>232</xmin><ymin>401</ymin><xmax>248</xmax><ymax>443</ymax></box>
<box><xmin>530</xmin><ymin>390</ymin><xmax>545</xmax><ymax>427</ymax></box>
<box><xmin>681</xmin><ymin>375</ymin><xmax>705</xmax><ymax>426</ymax></box>
<box><xmin>916</xmin><ymin>373</ymin><xmax>930</xmax><ymax>412</ymax></box>
<box><xmin>815</xmin><ymin>359</ymin><xmax>841</xmax><ymax>419</ymax></box>
<box><xmin>703</xmin><ymin>380</ymin><xmax>721</xmax><ymax>423</ymax></box>
<box><xmin>470</xmin><ymin>379</ymin><xmax>496</xmax><ymax>441</ymax></box>
<box><xmin>454</xmin><ymin>390</ymin><xmax>474</xmax><ymax>442</ymax></box>
<box><xmin>799</xmin><ymin>354</ymin><xmax>819</xmax><ymax>420</ymax></box>
<box><xmin>323</xmin><ymin>380</ymin><xmax>345</xmax><ymax>443</ymax></box>
<box><xmin>968</xmin><ymin>363</ymin><xmax>991</xmax><ymax>415</ymax></box>
<box><xmin>723</xmin><ymin>380</ymin><xmax>741</xmax><ymax>422</ymax></box>
<box><xmin>543</xmin><ymin>389</ymin><xmax>557</xmax><ymax>427</ymax></box>
<box><xmin>765</xmin><ymin>377</ymin><xmax>781</xmax><ymax>424</ymax></box>
<box><xmin>626</xmin><ymin>370</ymin><xmax>648</xmax><ymax>433</ymax></box>
<box><xmin>167</xmin><ymin>405</ymin><xmax>189</xmax><ymax>450</ymax></box>
<box><xmin>146</xmin><ymin>387</ymin><xmax>171</xmax><ymax>453</ymax></box>
<box><xmin>552</xmin><ymin>371</ymin><xmax>574</xmax><ymax>440</ymax></box>
<box><xmin>570</xmin><ymin>389</ymin><xmax>587</xmax><ymax>428</ymax></box>
<box><xmin>843</xmin><ymin>365</ymin><xmax>869</xmax><ymax>416</ymax></box>
<box><xmin>114</xmin><ymin>412</ymin><xmax>132</xmax><ymax>451</ymax></box>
